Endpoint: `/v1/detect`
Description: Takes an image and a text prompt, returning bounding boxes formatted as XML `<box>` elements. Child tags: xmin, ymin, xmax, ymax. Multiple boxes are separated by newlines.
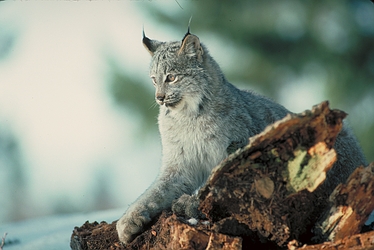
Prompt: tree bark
<box><xmin>198</xmin><ymin>101</ymin><xmax>344</xmax><ymax>246</ymax></box>
<box><xmin>70</xmin><ymin>101</ymin><xmax>373</xmax><ymax>250</ymax></box>
<box><xmin>294</xmin><ymin>230</ymin><xmax>374</xmax><ymax>250</ymax></box>
<box><xmin>313</xmin><ymin>163</ymin><xmax>374</xmax><ymax>242</ymax></box>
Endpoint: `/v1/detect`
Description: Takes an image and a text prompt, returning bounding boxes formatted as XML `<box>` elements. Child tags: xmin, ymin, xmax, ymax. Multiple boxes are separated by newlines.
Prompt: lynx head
<box><xmin>143</xmin><ymin>30</ymin><xmax>213</xmax><ymax>114</ymax></box>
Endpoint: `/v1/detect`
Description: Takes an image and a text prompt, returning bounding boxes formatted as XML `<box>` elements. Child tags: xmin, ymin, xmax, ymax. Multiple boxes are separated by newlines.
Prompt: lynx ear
<box><xmin>142</xmin><ymin>30</ymin><xmax>162</xmax><ymax>56</ymax></box>
<box><xmin>178</xmin><ymin>33</ymin><xmax>204</xmax><ymax>62</ymax></box>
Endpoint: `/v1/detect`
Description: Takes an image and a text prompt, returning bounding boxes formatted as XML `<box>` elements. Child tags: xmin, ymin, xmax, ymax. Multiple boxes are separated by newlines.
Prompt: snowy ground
<box><xmin>0</xmin><ymin>208</ymin><xmax>123</xmax><ymax>250</ymax></box>
<box><xmin>1</xmin><ymin>209</ymin><xmax>373</xmax><ymax>250</ymax></box>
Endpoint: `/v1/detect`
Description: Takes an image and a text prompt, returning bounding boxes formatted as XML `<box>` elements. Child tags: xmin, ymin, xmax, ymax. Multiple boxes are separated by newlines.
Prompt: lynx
<box><xmin>116</xmin><ymin>29</ymin><xmax>367</xmax><ymax>245</ymax></box>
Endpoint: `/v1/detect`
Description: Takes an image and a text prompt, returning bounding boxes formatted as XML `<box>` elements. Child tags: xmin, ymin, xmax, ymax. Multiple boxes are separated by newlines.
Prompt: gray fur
<box><xmin>116</xmin><ymin>32</ymin><xmax>367</xmax><ymax>245</ymax></box>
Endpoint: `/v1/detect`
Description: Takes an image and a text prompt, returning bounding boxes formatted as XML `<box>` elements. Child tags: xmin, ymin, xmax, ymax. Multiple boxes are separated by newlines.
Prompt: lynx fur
<box><xmin>116</xmin><ymin>30</ymin><xmax>367</xmax><ymax>245</ymax></box>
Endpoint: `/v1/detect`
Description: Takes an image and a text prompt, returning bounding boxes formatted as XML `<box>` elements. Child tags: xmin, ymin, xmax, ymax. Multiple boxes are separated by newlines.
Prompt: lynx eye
<box><xmin>166</xmin><ymin>74</ymin><xmax>176</xmax><ymax>83</ymax></box>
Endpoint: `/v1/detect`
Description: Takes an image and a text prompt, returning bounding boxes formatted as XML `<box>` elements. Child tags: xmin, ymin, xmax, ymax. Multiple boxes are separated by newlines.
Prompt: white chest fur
<box><xmin>158</xmin><ymin>107</ymin><xmax>228</xmax><ymax>174</ymax></box>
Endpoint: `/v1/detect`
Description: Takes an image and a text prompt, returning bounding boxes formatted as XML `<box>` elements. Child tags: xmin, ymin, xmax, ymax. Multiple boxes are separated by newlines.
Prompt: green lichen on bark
<box><xmin>284</xmin><ymin>145</ymin><xmax>336</xmax><ymax>194</ymax></box>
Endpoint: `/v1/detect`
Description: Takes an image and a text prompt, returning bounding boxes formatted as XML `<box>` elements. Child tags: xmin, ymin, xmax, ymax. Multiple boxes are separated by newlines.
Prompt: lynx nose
<box><xmin>156</xmin><ymin>94</ymin><xmax>165</xmax><ymax>103</ymax></box>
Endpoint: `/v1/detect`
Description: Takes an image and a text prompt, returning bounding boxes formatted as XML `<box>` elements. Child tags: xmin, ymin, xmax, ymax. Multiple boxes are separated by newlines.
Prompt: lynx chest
<box><xmin>158</xmin><ymin>109</ymin><xmax>228</xmax><ymax>172</ymax></box>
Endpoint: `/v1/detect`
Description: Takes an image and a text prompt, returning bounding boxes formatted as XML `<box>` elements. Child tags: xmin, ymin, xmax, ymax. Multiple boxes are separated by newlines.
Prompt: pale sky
<box><xmin>0</xmin><ymin>1</ymin><xmax>167</xmax><ymax>221</ymax></box>
<box><xmin>0</xmin><ymin>1</ymin><xmax>354</xmax><ymax>223</ymax></box>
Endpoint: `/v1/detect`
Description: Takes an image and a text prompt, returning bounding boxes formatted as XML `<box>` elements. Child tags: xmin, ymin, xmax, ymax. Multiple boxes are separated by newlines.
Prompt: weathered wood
<box><xmin>70</xmin><ymin>220</ymin><xmax>123</xmax><ymax>250</ymax></box>
<box><xmin>70</xmin><ymin>212</ymin><xmax>242</xmax><ymax>250</ymax></box>
<box><xmin>295</xmin><ymin>230</ymin><xmax>374</xmax><ymax>250</ymax></box>
<box><xmin>199</xmin><ymin>101</ymin><xmax>344</xmax><ymax>246</ymax></box>
<box><xmin>313</xmin><ymin>163</ymin><xmax>374</xmax><ymax>242</ymax></box>
<box><xmin>70</xmin><ymin>101</ymin><xmax>373</xmax><ymax>250</ymax></box>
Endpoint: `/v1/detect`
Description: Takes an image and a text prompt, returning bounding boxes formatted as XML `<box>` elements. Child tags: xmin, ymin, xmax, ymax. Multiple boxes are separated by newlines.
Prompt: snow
<box><xmin>0</xmin><ymin>209</ymin><xmax>123</xmax><ymax>250</ymax></box>
<box><xmin>187</xmin><ymin>218</ymin><xmax>198</xmax><ymax>226</ymax></box>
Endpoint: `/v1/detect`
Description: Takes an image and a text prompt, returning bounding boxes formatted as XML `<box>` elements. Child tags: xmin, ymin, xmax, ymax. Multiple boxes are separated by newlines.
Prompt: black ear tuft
<box><xmin>142</xmin><ymin>34</ymin><xmax>153</xmax><ymax>54</ymax></box>
<box><xmin>181</xmin><ymin>16</ymin><xmax>193</xmax><ymax>44</ymax></box>
<box><xmin>178</xmin><ymin>17</ymin><xmax>203</xmax><ymax>62</ymax></box>
<box><xmin>142</xmin><ymin>28</ymin><xmax>162</xmax><ymax>56</ymax></box>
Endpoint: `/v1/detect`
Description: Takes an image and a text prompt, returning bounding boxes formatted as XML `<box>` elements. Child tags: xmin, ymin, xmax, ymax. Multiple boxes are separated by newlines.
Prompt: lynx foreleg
<box><xmin>116</xmin><ymin>167</ymin><xmax>199</xmax><ymax>245</ymax></box>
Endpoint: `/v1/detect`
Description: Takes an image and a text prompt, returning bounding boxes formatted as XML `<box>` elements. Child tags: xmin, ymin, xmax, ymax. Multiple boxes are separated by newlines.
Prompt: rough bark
<box><xmin>70</xmin><ymin>212</ymin><xmax>242</xmax><ymax>250</ymax></box>
<box><xmin>70</xmin><ymin>101</ymin><xmax>373</xmax><ymax>250</ymax></box>
<box><xmin>313</xmin><ymin>163</ymin><xmax>374</xmax><ymax>242</ymax></box>
<box><xmin>293</xmin><ymin>230</ymin><xmax>374</xmax><ymax>250</ymax></box>
<box><xmin>198</xmin><ymin>101</ymin><xmax>344</xmax><ymax>246</ymax></box>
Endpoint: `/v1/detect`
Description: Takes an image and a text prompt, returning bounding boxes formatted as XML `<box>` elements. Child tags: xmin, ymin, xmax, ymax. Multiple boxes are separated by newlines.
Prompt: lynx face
<box><xmin>143</xmin><ymin>33</ymin><xmax>207</xmax><ymax>113</ymax></box>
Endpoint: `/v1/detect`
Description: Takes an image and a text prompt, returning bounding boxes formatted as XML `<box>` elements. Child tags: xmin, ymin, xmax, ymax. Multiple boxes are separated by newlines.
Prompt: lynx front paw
<box><xmin>172</xmin><ymin>193</ymin><xmax>205</xmax><ymax>219</ymax></box>
<box><xmin>116</xmin><ymin>209</ymin><xmax>151</xmax><ymax>245</ymax></box>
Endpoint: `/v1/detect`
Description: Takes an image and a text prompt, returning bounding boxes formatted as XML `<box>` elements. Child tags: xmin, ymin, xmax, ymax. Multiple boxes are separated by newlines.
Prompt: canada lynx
<box><xmin>116</xmin><ymin>30</ymin><xmax>367</xmax><ymax>245</ymax></box>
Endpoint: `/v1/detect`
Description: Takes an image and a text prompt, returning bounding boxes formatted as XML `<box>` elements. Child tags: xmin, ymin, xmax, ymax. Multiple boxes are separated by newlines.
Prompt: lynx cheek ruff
<box><xmin>116</xmin><ymin>28</ymin><xmax>368</xmax><ymax>245</ymax></box>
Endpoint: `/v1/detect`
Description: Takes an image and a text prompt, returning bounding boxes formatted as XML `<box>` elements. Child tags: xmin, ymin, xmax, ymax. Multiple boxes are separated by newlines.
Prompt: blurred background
<box><xmin>0</xmin><ymin>0</ymin><xmax>373</xmax><ymax>224</ymax></box>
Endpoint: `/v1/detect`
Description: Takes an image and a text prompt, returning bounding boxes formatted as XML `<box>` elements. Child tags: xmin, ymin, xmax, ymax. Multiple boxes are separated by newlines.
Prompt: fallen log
<box><xmin>198</xmin><ymin>101</ymin><xmax>343</xmax><ymax>247</ymax></box>
<box><xmin>70</xmin><ymin>101</ymin><xmax>373</xmax><ymax>249</ymax></box>
<box><xmin>313</xmin><ymin>163</ymin><xmax>374</xmax><ymax>243</ymax></box>
<box><xmin>70</xmin><ymin>212</ymin><xmax>242</xmax><ymax>250</ymax></box>
<box><xmin>295</xmin><ymin>230</ymin><xmax>374</xmax><ymax>250</ymax></box>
